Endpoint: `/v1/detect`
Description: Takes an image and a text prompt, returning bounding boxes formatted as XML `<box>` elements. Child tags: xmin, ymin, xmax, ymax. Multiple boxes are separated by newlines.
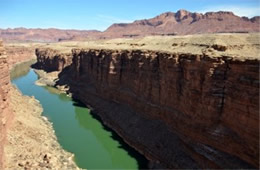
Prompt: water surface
<box><xmin>12</xmin><ymin>68</ymin><xmax>147</xmax><ymax>169</ymax></box>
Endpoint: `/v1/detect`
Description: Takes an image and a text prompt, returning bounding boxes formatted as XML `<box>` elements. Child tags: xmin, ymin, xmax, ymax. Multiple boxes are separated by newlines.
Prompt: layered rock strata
<box><xmin>35</xmin><ymin>48</ymin><xmax>72</xmax><ymax>72</ymax></box>
<box><xmin>35</xmin><ymin>46</ymin><xmax>259</xmax><ymax>168</ymax></box>
<box><xmin>0</xmin><ymin>41</ymin><xmax>12</xmax><ymax>169</ymax></box>
<box><xmin>5</xmin><ymin>45</ymin><xmax>36</xmax><ymax>67</ymax></box>
<box><xmin>105</xmin><ymin>10</ymin><xmax>260</xmax><ymax>38</ymax></box>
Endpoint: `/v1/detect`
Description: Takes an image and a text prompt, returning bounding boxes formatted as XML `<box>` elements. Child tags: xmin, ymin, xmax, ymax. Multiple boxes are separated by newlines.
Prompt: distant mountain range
<box><xmin>1</xmin><ymin>9</ymin><xmax>259</xmax><ymax>42</ymax></box>
<box><xmin>0</xmin><ymin>28</ymin><xmax>100</xmax><ymax>42</ymax></box>
<box><xmin>105</xmin><ymin>10</ymin><xmax>260</xmax><ymax>38</ymax></box>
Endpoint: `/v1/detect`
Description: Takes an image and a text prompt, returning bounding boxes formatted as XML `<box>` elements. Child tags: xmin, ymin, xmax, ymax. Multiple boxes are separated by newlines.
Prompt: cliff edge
<box><xmin>34</xmin><ymin>33</ymin><xmax>259</xmax><ymax>168</ymax></box>
<box><xmin>0</xmin><ymin>40</ymin><xmax>12</xmax><ymax>169</ymax></box>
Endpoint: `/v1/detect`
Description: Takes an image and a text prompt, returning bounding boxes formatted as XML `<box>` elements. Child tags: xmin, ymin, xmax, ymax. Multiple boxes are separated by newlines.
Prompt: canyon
<box><xmin>0</xmin><ymin>40</ymin><xmax>79</xmax><ymax>169</ymax></box>
<box><xmin>32</xmin><ymin>34</ymin><xmax>259</xmax><ymax>168</ymax></box>
<box><xmin>1</xmin><ymin>10</ymin><xmax>259</xmax><ymax>42</ymax></box>
<box><xmin>1</xmin><ymin>5</ymin><xmax>259</xmax><ymax>169</ymax></box>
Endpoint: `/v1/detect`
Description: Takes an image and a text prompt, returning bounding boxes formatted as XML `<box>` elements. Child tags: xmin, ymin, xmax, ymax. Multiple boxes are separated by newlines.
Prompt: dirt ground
<box><xmin>5</xmin><ymin>33</ymin><xmax>260</xmax><ymax>60</ymax></box>
<box><xmin>41</xmin><ymin>33</ymin><xmax>260</xmax><ymax>59</ymax></box>
<box><xmin>4</xmin><ymin>86</ymin><xmax>79</xmax><ymax>170</ymax></box>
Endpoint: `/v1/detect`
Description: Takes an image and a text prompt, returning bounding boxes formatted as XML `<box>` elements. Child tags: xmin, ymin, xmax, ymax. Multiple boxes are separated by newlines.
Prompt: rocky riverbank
<box><xmin>4</xmin><ymin>86</ymin><xmax>78</xmax><ymax>169</ymax></box>
<box><xmin>0</xmin><ymin>41</ymin><xmax>12</xmax><ymax>169</ymax></box>
<box><xmin>34</xmin><ymin>69</ymin><xmax>60</xmax><ymax>87</ymax></box>
<box><xmin>0</xmin><ymin>40</ymin><xmax>80</xmax><ymax>169</ymax></box>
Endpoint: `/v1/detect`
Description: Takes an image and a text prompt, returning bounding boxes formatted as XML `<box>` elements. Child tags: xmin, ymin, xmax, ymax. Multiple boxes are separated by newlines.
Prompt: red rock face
<box><xmin>35</xmin><ymin>48</ymin><xmax>72</xmax><ymax>72</ymax></box>
<box><xmin>35</xmin><ymin>48</ymin><xmax>259</xmax><ymax>168</ymax></box>
<box><xmin>0</xmin><ymin>41</ymin><xmax>12</xmax><ymax>169</ymax></box>
<box><xmin>5</xmin><ymin>46</ymin><xmax>36</xmax><ymax>67</ymax></box>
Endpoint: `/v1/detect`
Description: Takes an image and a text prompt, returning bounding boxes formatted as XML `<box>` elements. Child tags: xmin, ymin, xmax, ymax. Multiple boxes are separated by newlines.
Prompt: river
<box><xmin>11</xmin><ymin>67</ymin><xmax>147</xmax><ymax>169</ymax></box>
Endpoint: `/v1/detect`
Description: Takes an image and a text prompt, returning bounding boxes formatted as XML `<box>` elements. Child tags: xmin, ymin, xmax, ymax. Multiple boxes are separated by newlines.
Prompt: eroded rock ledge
<box><xmin>0</xmin><ymin>41</ymin><xmax>12</xmax><ymax>169</ymax></box>
<box><xmin>34</xmin><ymin>46</ymin><xmax>259</xmax><ymax>169</ymax></box>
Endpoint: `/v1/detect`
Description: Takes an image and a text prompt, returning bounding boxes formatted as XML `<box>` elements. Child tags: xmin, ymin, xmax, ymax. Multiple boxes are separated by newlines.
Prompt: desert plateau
<box><xmin>0</xmin><ymin>1</ymin><xmax>259</xmax><ymax>169</ymax></box>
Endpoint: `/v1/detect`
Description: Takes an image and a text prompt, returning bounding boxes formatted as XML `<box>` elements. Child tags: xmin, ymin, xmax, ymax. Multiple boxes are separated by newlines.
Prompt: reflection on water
<box><xmin>11</xmin><ymin>65</ymin><xmax>148</xmax><ymax>169</ymax></box>
<box><xmin>10</xmin><ymin>60</ymin><xmax>36</xmax><ymax>80</ymax></box>
<box><xmin>74</xmin><ymin>100</ymin><xmax>148</xmax><ymax>169</ymax></box>
<box><xmin>44</xmin><ymin>86</ymin><xmax>62</xmax><ymax>95</ymax></box>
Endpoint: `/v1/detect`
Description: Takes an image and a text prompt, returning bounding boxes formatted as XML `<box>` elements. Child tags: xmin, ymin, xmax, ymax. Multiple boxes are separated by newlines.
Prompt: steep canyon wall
<box><xmin>35</xmin><ymin>48</ymin><xmax>72</xmax><ymax>72</ymax></box>
<box><xmin>35</xmin><ymin>48</ymin><xmax>259</xmax><ymax>169</ymax></box>
<box><xmin>0</xmin><ymin>41</ymin><xmax>12</xmax><ymax>169</ymax></box>
<box><xmin>0</xmin><ymin>42</ymin><xmax>36</xmax><ymax>168</ymax></box>
<box><xmin>6</xmin><ymin>45</ymin><xmax>36</xmax><ymax>67</ymax></box>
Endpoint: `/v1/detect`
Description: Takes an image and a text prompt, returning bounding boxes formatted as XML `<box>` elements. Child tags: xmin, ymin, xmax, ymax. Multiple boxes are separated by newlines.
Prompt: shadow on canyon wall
<box><xmin>10</xmin><ymin>60</ymin><xmax>36</xmax><ymax>80</ymax></box>
<box><xmin>32</xmin><ymin>53</ymin><xmax>258</xmax><ymax>169</ymax></box>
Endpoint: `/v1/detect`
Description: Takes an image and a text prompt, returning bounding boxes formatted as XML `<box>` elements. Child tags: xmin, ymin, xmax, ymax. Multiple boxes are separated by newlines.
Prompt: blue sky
<box><xmin>0</xmin><ymin>0</ymin><xmax>259</xmax><ymax>31</ymax></box>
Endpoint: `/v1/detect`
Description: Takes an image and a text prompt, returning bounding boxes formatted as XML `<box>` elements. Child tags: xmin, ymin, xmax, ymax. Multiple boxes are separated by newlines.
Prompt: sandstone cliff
<box><xmin>35</xmin><ymin>48</ymin><xmax>72</xmax><ymax>72</ymax></box>
<box><xmin>0</xmin><ymin>41</ymin><xmax>12</xmax><ymax>169</ymax></box>
<box><xmin>5</xmin><ymin>45</ymin><xmax>36</xmax><ymax>67</ymax></box>
<box><xmin>34</xmin><ymin>34</ymin><xmax>259</xmax><ymax>169</ymax></box>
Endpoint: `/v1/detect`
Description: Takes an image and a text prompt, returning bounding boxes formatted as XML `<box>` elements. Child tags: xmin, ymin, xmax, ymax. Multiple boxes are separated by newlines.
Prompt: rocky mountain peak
<box><xmin>175</xmin><ymin>9</ymin><xmax>191</xmax><ymax>20</ymax></box>
<box><xmin>204</xmin><ymin>11</ymin><xmax>236</xmax><ymax>19</ymax></box>
<box><xmin>157</xmin><ymin>12</ymin><xmax>175</xmax><ymax>18</ymax></box>
<box><xmin>250</xmin><ymin>16</ymin><xmax>260</xmax><ymax>23</ymax></box>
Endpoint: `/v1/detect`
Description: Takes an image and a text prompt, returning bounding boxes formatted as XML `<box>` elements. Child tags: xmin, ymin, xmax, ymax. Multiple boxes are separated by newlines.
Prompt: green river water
<box><xmin>11</xmin><ymin>68</ymin><xmax>147</xmax><ymax>169</ymax></box>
